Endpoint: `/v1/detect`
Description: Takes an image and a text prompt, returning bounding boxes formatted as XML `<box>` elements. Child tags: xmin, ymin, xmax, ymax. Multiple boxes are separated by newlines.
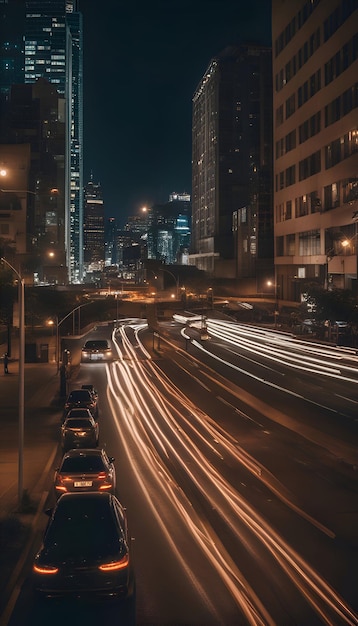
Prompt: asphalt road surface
<box><xmin>7</xmin><ymin>317</ymin><xmax>358</xmax><ymax>626</ymax></box>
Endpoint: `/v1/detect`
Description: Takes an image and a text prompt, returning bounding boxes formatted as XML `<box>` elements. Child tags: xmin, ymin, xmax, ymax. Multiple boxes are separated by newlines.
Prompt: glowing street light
<box><xmin>267</xmin><ymin>279</ymin><xmax>279</xmax><ymax>328</ymax></box>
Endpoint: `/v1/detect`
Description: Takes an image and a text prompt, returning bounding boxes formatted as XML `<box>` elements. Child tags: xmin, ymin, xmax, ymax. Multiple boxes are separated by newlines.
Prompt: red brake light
<box><xmin>99</xmin><ymin>554</ymin><xmax>129</xmax><ymax>571</ymax></box>
<box><xmin>33</xmin><ymin>563</ymin><xmax>59</xmax><ymax>575</ymax></box>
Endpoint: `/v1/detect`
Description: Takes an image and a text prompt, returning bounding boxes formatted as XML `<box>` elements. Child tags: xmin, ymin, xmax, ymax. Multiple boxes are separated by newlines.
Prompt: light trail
<box><xmin>204</xmin><ymin>319</ymin><xmax>358</xmax><ymax>383</ymax></box>
<box><xmin>104</xmin><ymin>320</ymin><xmax>357</xmax><ymax>625</ymax></box>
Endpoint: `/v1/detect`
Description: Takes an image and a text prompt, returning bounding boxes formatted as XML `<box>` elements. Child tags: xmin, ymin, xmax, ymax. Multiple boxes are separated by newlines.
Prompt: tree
<box><xmin>303</xmin><ymin>285</ymin><xmax>358</xmax><ymax>345</ymax></box>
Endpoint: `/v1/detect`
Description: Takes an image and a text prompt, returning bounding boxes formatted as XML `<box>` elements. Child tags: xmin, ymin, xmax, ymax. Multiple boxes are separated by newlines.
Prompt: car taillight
<box><xmin>97</xmin><ymin>472</ymin><xmax>107</xmax><ymax>479</ymax></box>
<box><xmin>33</xmin><ymin>563</ymin><xmax>59</xmax><ymax>575</ymax></box>
<box><xmin>55</xmin><ymin>485</ymin><xmax>67</xmax><ymax>492</ymax></box>
<box><xmin>55</xmin><ymin>475</ymin><xmax>70</xmax><ymax>491</ymax></box>
<box><xmin>99</xmin><ymin>554</ymin><xmax>129</xmax><ymax>571</ymax></box>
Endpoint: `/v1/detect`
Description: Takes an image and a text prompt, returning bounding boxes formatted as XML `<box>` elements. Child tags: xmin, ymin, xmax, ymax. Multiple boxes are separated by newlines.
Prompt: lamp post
<box><xmin>267</xmin><ymin>279</ymin><xmax>279</xmax><ymax>328</ymax></box>
<box><xmin>56</xmin><ymin>301</ymin><xmax>94</xmax><ymax>372</ymax></box>
<box><xmin>148</xmin><ymin>268</ymin><xmax>179</xmax><ymax>299</ymax></box>
<box><xmin>115</xmin><ymin>293</ymin><xmax>119</xmax><ymax>328</ymax></box>
<box><xmin>162</xmin><ymin>268</ymin><xmax>179</xmax><ymax>299</ymax></box>
<box><xmin>0</xmin><ymin>257</ymin><xmax>25</xmax><ymax>509</ymax></box>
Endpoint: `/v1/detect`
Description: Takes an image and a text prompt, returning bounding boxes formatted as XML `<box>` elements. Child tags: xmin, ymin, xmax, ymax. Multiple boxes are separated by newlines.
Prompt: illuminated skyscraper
<box><xmin>24</xmin><ymin>0</ymin><xmax>83</xmax><ymax>283</ymax></box>
<box><xmin>191</xmin><ymin>44</ymin><xmax>273</xmax><ymax>283</ymax></box>
<box><xmin>83</xmin><ymin>178</ymin><xmax>105</xmax><ymax>274</ymax></box>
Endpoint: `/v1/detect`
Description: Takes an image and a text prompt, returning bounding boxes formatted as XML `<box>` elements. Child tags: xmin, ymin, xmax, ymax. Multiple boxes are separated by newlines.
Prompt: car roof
<box><xmin>60</xmin><ymin>490</ymin><xmax>111</xmax><ymax>499</ymax></box>
<box><xmin>63</xmin><ymin>417</ymin><xmax>94</xmax><ymax>425</ymax></box>
<box><xmin>46</xmin><ymin>493</ymin><xmax>126</xmax><ymax>548</ymax></box>
<box><xmin>67</xmin><ymin>407</ymin><xmax>92</xmax><ymax>413</ymax></box>
<box><xmin>62</xmin><ymin>448</ymin><xmax>104</xmax><ymax>458</ymax></box>
<box><xmin>67</xmin><ymin>389</ymin><xmax>92</xmax><ymax>398</ymax></box>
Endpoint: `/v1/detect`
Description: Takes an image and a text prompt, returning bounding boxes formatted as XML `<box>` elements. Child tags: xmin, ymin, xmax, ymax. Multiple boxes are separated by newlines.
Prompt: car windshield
<box><xmin>67</xmin><ymin>390</ymin><xmax>92</xmax><ymax>402</ymax></box>
<box><xmin>60</xmin><ymin>456</ymin><xmax>105</xmax><ymax>472</ymax></box>
<box><xmin>45</xmin><ymin>497</ymin><xmax>124</xmax><ymax>558</ymax></box>
<box><xmin>84</xmin><ymin>341</ymin><xmax>109</xmax><ymax>350</ymax></box>
<box><xmin>64</xmin><ymin>418</ymin><xmax>93</xmax><ymax>428</ymax></box>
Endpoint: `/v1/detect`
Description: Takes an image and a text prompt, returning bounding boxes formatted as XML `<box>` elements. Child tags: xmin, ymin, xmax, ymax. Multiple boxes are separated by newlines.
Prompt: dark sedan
<box><xmin>54</xmin><ymin>448</ymin><xmax>116</xmax><ymax>497</ymax></box>
<box><xmin>61</xmin><ymin>407</ymin><xmax>95</xmax><ymax>424</ymax></box>
<box><xmin>32</xmin><ymin>492</ymin><xmax>135</xmax><ymax>600</ymax></box>
<box><xmin>63</xmin><ymin>388</ymin><xmax>98</xmax><ymax>418</ymax></box>
<box><xmin>61</xmin><ymin>415</ymin><xmax>99</xmax><ymax>452</ymax></box>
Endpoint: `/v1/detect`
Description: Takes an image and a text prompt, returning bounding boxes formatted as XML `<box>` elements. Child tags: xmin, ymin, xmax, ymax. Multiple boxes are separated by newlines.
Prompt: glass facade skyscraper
<box><xmin>24</xmin><ymin>0</ymin><xmax>83</xmax><ymax>283</ymax></box>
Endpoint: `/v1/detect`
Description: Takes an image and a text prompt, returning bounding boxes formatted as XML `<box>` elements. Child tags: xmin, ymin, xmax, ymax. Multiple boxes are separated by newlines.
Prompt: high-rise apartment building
<box><xmin>83</xmin><ymin>178</ymin><xmax>104</xmax><ymax>274</ymax></box>
<box><xmin>272</xmin><ymin>0</ymin><xmax>358</xmax><ymax>302</ymax></box>
<box><xmin>24</xmin><ymin>0</ymin><xmax>83</xmax><ymax>283</ymax></box>
<box><xmin>191</xmin><ymin>44</ymin><xmax>273</xmax><ymax>283</ymax></box>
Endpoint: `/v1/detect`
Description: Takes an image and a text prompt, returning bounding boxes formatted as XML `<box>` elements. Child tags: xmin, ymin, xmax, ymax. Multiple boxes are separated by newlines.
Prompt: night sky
<box><xmin>80</xmin><ymin>0</ymin><xmax>272</xmax><ymax>225</ymax></box>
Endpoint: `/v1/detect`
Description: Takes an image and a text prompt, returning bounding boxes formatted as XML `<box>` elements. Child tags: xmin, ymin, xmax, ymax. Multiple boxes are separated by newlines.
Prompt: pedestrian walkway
<box><xmin>0</xmin><ymin>337</ymin><xmax>61</xmax><ymax>517</ymax></box>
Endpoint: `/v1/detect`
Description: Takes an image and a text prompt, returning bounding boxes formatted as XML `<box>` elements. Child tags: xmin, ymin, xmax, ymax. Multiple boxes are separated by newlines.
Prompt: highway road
<box><xmin>7</xmin><ymin>316</ymin><xmax>358</xmax><ymax>625</ymax></box>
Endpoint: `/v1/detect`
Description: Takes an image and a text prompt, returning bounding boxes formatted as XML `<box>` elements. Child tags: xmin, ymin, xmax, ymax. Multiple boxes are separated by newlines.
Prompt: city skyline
<box><xmin>81</xmin><ymin>0</ymin><xmax>272</xmax><ymax>225</ymax></box>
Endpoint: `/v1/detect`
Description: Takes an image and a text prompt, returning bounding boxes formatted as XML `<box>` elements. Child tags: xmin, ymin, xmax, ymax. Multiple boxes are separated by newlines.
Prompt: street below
<box><xmin>4</xmin><ymin>317</ymin><xmax>358</xmax><ymax>625</ymax></box>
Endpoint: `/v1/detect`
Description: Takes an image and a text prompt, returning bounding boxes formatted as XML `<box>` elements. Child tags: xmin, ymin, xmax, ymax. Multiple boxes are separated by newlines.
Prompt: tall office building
<box><xmin>105</xmin><ymin>217</ymin><xmax>117</xmax><ymax>267</ymax></box>
<box><xmin>191</xmin><ymin>44</ymin><xmax>273</xmax><ymax>283</ymax></box>
<box><xmin>83</xmin><ymin>178</ymin><xmax>104</xmax><ymax>274</ymax></box>
<box><xmin>147</xmin><ymin>193</ymin><xmax>191</xmax><ymax>264</ymax></box>
<box><xmin>24</xmin><ymin>0</ymin><xmax>83</xmax><ymax>283</ymax></box>
<box><xmin>272</xmin><ymin>0</ymin><xmax>358</xmax><ymax>302</ymax></box>
<box><xmin>0</xmin><ymin>0</ymin><xmax>25</xmax><ymax>112</ymax></box>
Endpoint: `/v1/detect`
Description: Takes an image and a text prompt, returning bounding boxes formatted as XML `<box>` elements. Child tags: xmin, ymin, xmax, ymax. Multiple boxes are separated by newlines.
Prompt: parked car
<box><xmin>63</xmin><ymin>388</ymin><xmax>98</xmax><ymax>418</ymax></box>
<box><xmin>81</xmin><ymin>384</ymin><xmax>99</xmax><ymax>401</ymax></box>
<box><xmin>54</xmin><ymin>448</ymin><xmax>116</xmax><ymax>497</ymax></box>
<box><xmin>81</xmin><ymin>339</ymin><xmax>112</xmax><ymax>362</ymax></box>
<box><xmin>32</xmin><ymin>492</ymin><xmax>135</xmax><ymax>600</ymax></box>
<box><xmin>61</xmin><ymin>415</ymin><xmax>99</xmax><ymax>452</ymax></box>
<box><xmin>61</xmin><ymin>407</ymin><xmax>96</xmax><ymax>424</ymax></box>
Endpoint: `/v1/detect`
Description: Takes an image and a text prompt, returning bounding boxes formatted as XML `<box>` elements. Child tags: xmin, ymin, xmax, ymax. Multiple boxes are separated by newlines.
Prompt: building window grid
<box><xmin>275</xmin><ymin>7</ymin><xmax>357</xmax><ymax>93</ymax></box>
<box><xmin>274</xmin><ymin>0</ymin><xmax>320</xmax><ymax>58</ymax></box>
<box><xmin>323</xmin><ymin>1</ymin><xmax>357</xmax><ymax>42</ymax></box>
<box><xmin>299</xmin><ymin>111</ymin><xmax>321</xmax><ymax>144</ymax></box>
<box><xmin>299</xmin><ymin>150</ymin><xmax>321</xmax><ymax>181</ymax></box>
<box><xmin>325</xmin><ymin>82</ymin><xmax>358</xmax><ymax>126</ymax></box>
<box><xmin>275</xmin><ymin>1</ymin><xmax>356</xmax><ymax>59</ymax></box>
<box><xmin>275</xmin><ymin>28</ymin><xmax>320</xmax><ymax>92</ymax></box>
<box><xmin>299</xmin><ymin>230</ymin><xmax>320</xmax><ymax>256</ymax></box>
<box><xmin>325</xmin><ymin>129</ymin><xmax>358</xmax><ymax>169</ymax></box>
<box><xmin>324</xmin><ymin>33</ymin><xmax>358</xmax><ymax>86</ymax></box>
<box><xmin>297</xmin><ymin>69</ymin><xmax>321</xmax><ymax>108</ymax></box>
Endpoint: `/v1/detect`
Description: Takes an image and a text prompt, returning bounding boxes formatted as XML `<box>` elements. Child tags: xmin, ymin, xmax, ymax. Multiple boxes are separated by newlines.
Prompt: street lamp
<box><xmin>267</xmin><ymin>279</ymin><xmax>279</xmax><ymax>328</ymax></box>
<box><xmin>115</xmin><ymin>293</ymin><xmax>119</xmax><ymax>328</ymax></box>
<box><xmin>0</xmin><ymin>257</ymin><xmax>25</xmax><ymax>509</ymax></box>
<box><xmin>162</xmin><ymin>268</ymin><xmax>179</xmax><ymax>299</ymax></box>
<box><xmin>56</xmin><ymin>301</ymin><xmax>94</xmax><ymax>372</ymax></box>
<box><xmin>146</xmin><ymin>268</ymin><xmax>179</xmax><ymax>299</ymax></box>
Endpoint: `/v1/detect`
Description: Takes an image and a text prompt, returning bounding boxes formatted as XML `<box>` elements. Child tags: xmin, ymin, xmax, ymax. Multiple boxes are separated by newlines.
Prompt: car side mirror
<box><xmin>109</xmin><ymin>457</ymin><xmax>115</xmax><ymax>463</ymax></box>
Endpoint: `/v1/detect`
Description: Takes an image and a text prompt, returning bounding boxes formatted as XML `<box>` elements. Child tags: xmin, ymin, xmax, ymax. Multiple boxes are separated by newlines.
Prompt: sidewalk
<box><xmin>0</xmin><ymin>337</ymin><xmax>62</xmax><ymax>516</ymax></box>
<box><xmin>0</xmin><ymin>336</ymin><xmax>63</xmax><ymax>622</ymax></box>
